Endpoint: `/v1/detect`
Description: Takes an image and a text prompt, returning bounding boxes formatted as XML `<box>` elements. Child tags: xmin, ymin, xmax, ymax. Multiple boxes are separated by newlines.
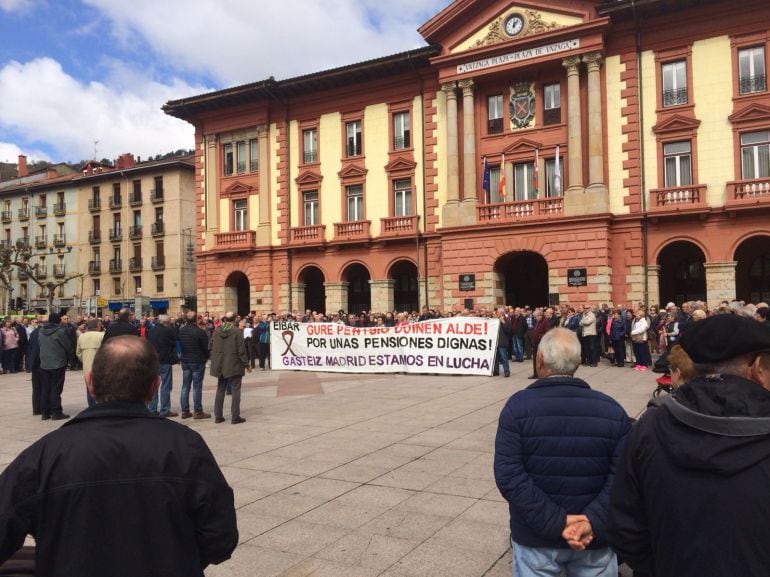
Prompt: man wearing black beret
<box><xmin>608</xmin><ymin>314</ymin><xmax>770</xmax><ymax>577</ymax></box>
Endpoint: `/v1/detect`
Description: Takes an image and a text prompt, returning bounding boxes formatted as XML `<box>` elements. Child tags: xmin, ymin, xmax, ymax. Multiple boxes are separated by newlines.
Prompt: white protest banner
<box><xmin>270</xmin><ymin>317</ymin><xmax>500</xmax><ymax>375</ymax></box>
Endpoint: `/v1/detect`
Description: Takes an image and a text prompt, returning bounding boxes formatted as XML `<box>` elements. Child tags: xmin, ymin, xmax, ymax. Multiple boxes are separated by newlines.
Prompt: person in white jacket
<box><xmin>630</xmin><ymin>309</ymin><xmax>650</xmax><ymax>370</ymax></box>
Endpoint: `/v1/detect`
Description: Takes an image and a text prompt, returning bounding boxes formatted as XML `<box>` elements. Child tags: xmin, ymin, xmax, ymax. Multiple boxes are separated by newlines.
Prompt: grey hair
<box><xmin>157</xmin><ymin>314</ymin><xmax>170</xmax><ymax>325</ymax></box>
<box><xmin>538</xmin><ymin>327</ymin><xmax>581</xmax><ymax>375</ymax></box>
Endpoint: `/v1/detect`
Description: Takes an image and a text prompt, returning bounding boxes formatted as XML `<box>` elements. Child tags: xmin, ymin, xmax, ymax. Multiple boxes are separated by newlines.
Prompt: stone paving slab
<box><xmin>0</xmin><ymin>359</ymin><xmax>653</xmax><ymax>576</ymax></box>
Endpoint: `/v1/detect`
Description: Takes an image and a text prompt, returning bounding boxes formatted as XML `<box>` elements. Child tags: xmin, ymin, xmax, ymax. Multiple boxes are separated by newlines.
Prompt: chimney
<box><xmin>115</xmin><ymin>153</ymin><xmax>135</xmax><ymax>170</ymax></box>
<box><xmin>17</xmin><ymin>154</ymin><xmax>28</xmax><ymax>178</ymax></box>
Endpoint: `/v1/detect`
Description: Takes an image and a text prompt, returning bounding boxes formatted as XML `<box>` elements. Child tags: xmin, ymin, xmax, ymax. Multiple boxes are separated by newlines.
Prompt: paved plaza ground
<box><xmin>0</xmin><ymin>360</ymin><xmax>655</xmax><ymax>576</ymax></box>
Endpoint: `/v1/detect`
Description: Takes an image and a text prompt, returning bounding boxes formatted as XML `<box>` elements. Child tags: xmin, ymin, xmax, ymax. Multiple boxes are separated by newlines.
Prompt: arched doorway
<box><xmin>735</xmin><ymin>235</ymin><xmax>770</xmax><ymax>303</ymax></box>
<box><xmin>224</xmin><ymin>271</ymin><xmax>250</xmax><ymax>317</ymax></box>
<box><xmin>389</xmin><ymin>260</ymin><xmax>419</xmax><ymax>312</ymax></box>
<box><xmin>299</xmin><ymin>266</ymin><xmax>326</xmax><ymax>314</ymax></box>
<box><xmin>342</xmin><ymin>263</ymin><xmax>371</xmax><ymax>314</ymax></box>
<box><xmin>657</xmin><ymin>241</ymin><xmax>706</xmax><ymax>305</ymax></box>
<box><xmin>494</xmin><ymin>251</ymin><xmax>549</xmax><ymax>308</ymax></box>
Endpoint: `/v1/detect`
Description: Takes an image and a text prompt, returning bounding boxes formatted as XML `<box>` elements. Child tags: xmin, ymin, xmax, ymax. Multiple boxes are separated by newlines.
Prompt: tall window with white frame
<box><xmin>543</xmin><ymin>83</ymin><xmax>561</xmax><ymax>125</ymax></box>
<box><xmin>741</xmin><ymin>131</ymin><xmax>770</xmax><ymax>180</ymax></box>
<box><xmin>393</xmin><ymin>179</ymin><xmax>412</xmax><ymax>216</ymax></box>
<box><xmin>236</xmin><ymin>141</ymin><xmax>247</xmax><ymax>174</ymax></box>
<box><xmin>393</xmin><ymin>111</ymin><xmax>410</xmax><ymax>150</ymax></box>
<box><xmin>488</xmin><ymin>95</ymin><xmax>503</xmax><ymax>134</ymax></box>
<box><xmin>346</xmin><ymin>121</ymin><xmax>362</xmax><ymax>157</ymax></box>
<box><xmin>487</xmin><ymin>166</ymin><xmax>502</xmax><ymax>203</ymax></box>
<box><xmin>739</xmin><ymin>47</ymin><xmax>766</xmax><ymax>95</ymax></box>
<box><xmin>233</xmin><ymin>199</ymin><xmax>248</xmax><ymax>231</ymax></box>
<box><xmin>303</xmin><ymin>191</ymin><xmax>319</xmax><ymax>225</ymax></box>
<box><xmin>303</xmin><ymin>129</ymin><xmax>318</xmax><ymax>164</ymax></box>
<box><xmin>663</xmin><ymin>141</ymin><xmax>692</xmax><ymax>187</ymax></box>
<box><xmin>223</xmin><ymin>143</ymin><xmax>234</xmax><ymax>176</ymax></box>
<box><xmin>544</xmin><ymin>157</ymin><xmax>564</xmax><ymax>197</ymax></box>
<box><xmin>662</xmin><ymin>60</ymin><xmax>687</xmax><ymax>106</ymax></box>
<box><xmin>346</xmin><ymin>185</ymin><xmax>363</xmax><ymax>221</ymax></box>
<box><xmin>92</xmin><ymin>279</ymin><xmax>100</xmax><ymax>297</ymax></box>
<box><xmin>514</xmin><ymin>162</ymin><xmax>536</xmax><ymax>201</ymax></box>
<box><xmin>249</xmin><ymin>138</ymin><xmax>258</xmax><ymax>172</ymax></box>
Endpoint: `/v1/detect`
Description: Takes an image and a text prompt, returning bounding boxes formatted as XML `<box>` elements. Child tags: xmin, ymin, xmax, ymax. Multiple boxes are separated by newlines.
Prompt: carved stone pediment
<box><xmin>337</xmin><ymin>164</ymin><xmax>368</xmax><ymax>179</ymax></box>
<box><xmin>728</xmin><ymin>103</ymin><xmax>770</xmax><ymax>125</ymax></box>
<box><xmin>295</xmin><ymin>170</ymin><xmax>323</xmax><ymax>186</ymax></box>
<box><xmin>475</xmin><ymin>9</ymin><xmax>560</xmax><ymax>48</ymax></box>
<box><xmin>652</xmin><ymin>114</ymin><xmax>701</xmax><ymax>135</ymax></box>
<box><xmin>221</xmin><ymin>181</ymin><xmax>252</xmax><ymax>197</ymax></box>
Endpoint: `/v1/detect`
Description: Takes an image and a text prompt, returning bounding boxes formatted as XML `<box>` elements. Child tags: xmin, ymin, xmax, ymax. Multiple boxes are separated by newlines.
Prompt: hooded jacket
<box><xmin>38</xmin><ymin>323</ymin><xmax>71</xmax><ymax>370</ymax></box>
<box><xmin>209</xmin><ymin>323</ymin><xmax>248</xmax><ymax>379</ymax></box>
<box><xmin>609</xmin><ymin>375</ymin><xmax>770</xmax><ymax>577</ymax></box>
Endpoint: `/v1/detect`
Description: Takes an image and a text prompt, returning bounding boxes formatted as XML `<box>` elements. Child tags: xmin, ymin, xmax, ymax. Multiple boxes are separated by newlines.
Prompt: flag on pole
<box><xmin>554</xmin><ymin>145</ymin><xmax>562</xmax><ymax>196</ymax></box>
<box><xmin>499</xmin><ymin>153</ymin><xmax>507</xmax><ymax>200</ymax></box>
<box><xmin>482</xmin><ymin>156</ymin><xmax>490</xmax><ymax>201</ymax></box>
<box><xmin>533</xmin><ymin>149</ymin><xmax>539</xmax><ymax>196</ymax></box>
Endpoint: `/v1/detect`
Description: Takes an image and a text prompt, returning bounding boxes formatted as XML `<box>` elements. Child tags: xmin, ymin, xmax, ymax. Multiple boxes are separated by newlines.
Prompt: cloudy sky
<box><xmin>0</xmin><ymin>0</ymin><xmax>448</xmax><ymax>166</ymax></box>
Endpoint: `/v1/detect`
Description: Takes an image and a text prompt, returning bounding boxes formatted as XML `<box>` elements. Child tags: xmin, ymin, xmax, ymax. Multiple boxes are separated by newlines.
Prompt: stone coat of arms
<box><xmin>510</xmin><ymin>82</ymin><xmax>535</xmax><ymax>129</ymax></box>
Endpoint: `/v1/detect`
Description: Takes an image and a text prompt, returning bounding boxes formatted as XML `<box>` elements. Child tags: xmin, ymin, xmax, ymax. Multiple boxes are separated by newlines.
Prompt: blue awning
<box><xmin>107</xmin><ymin>301</ymin><xmax>122</xmax><ymax>311</ymax></box>
<box><xmin>150</xmin><ymin>299</ymin><xmax>169</xmax><ymax>309</ymax></box>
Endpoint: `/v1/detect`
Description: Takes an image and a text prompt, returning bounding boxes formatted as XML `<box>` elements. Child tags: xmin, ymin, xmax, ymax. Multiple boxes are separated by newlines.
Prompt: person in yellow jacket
<box><xmin>76</xmin><ymin>319</ymin><xmax>104</xmax><ymax>406</ymax></box>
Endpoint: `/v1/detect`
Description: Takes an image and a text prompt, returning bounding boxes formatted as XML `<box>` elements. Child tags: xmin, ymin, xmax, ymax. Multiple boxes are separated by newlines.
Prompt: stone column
<box><xmin>562</xmin><ymin>56</ymin><xmax>583</xmax><ymax>192</ymax></box>
<box><xmin>704</xmin><ymin>262</ymin><xmax>737</xmax><ymax>310</ymax></box>
<box><xmin>583</xmin><ymin>52</ymin><xmax>605</xmax><ymax>192</ymax></box>
<box><xmin>646</xmin><ymin>265</ymin><xmax>661</xmax><ymax>309</ymax></box>
<box><xmin>441</xmin><ymin>82</ymin><xmax>460</xmax><ymax>227</ymax></box>
<box><xmin>203</xmin><ymin>134</ymin><xmax>219</xmax><ymax>250</ymax></box>
<box><xmin>323</xmin><ymin>282</ymin><xmax>350</xmax><ymax>315</ymax></box>
<box><xmin>290</xmin><ymin>283</ymin><xmax>306</xmax><ymax>314</ymax></box>
<box><xmin>256</xmin><ymin>125</ymin><xmax>272</xmax><ymax>245</ymax></box>
<box><xmin>369</xmin><ymin>279</ymin><xmax>396</xmax><ymax>313</ymax></box>
<box><xmin>459</xmin><ymin>79</ymin><xmax>478</xmax><ymax>225</ymax></box>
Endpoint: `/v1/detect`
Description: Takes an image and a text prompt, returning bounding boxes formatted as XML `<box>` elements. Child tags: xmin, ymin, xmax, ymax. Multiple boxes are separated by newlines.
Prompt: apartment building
<box><xmin>163</xmin><ymin>0</ymin><xmax>770</xmax><ymax>315</ymax></box>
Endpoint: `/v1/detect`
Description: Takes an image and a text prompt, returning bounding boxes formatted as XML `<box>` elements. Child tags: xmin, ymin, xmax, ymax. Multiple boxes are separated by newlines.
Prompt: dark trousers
<box><xmin>31</xmin><ymin>369</ymin><xmax>43</xmax><ymax>415</ymax></box>
<box><xmin>40</xmin><ymin>366</ymin><xmax>66</xmax><ymax>417</ymax></box>
<box><xmin>214</xmin><ymin>376</ymin><xmax>242</xmax><ymax>420</ymax></box>
<box><xmin>15</xmin><ymin>345</ymin><xmax>25</xmax><ymax>372</ymax></box>
<box><xmin>258</xmin><ymin>342</ymin><xmax>270</xmax><ymax>369</ymax></box>
<box><xmin>523</xmin><ymin>329</ymin><xmax>533</xmax><ymax>359</ymax></box>
<box><xmin>580</xmin><ymin>335</ymin><xmax>596</xmax><ymax>365</ymax></box>
<box><xmin>612</xmin><ymin>339</ymin><xmax>626</xmax><ymax>365</ymax></box>
<box><xmin>532</xmin><ymin>344</ymin><xmax>539</xmax><ymax>377</ymax></box>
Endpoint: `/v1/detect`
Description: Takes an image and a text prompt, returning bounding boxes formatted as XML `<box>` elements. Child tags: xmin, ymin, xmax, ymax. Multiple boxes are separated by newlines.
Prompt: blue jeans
<box><xmin>148</xmin><ymin>363</ymin><xmax>173</xmax><ymax>415</ymax></box>
<box><xmin>513</xmin><ymin>543</ymin><xmax>617</xmax><ymax>577</ymax></box>
<box><xmin>494</xmin><ymin>347</ymin><xmax>510</xmax><ymax>376</ymax></box>
<box><xmin>512</xmin><ymin>336</ymin><xmax>524</xmax><ymax>362</ymax></box>
<box><xmin>180</xmin><ymin>362</ymin><xmax>204</xmax><ymax>413</ymax></box>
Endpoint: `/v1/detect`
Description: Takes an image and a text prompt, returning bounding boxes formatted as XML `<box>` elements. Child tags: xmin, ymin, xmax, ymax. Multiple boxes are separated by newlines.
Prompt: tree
<box><xmin>0</xmin><ymin>239</ymin><xmax>83</xmax><ymax>314</ymax></box>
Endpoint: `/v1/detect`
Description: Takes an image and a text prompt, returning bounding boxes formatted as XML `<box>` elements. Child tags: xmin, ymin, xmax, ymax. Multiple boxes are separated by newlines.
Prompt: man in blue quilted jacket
<box><xmin>494</xmin><ymin>327</ymin><xmax>631</xmax><ymax>577</ymax></box>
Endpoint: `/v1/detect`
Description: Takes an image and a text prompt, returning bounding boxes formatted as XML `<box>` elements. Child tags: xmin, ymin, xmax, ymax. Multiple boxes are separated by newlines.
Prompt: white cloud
<box><xmin>0</xmin><ymin>0</ymin><xmax>34</xmax><ymax>12</ymax></box>
<box><xmin>82</xmin><ymin>0</ymin><xmax>448</xmax><ymax>85</ymax></box>
<box><xmin>0</xmin><ymin>142</ymin><xmax>49</xmax><ymax>164</ymax></box>
<box><xmin>0</xmin><ymin>57</ymin><xmax>205</xmax><ymax>162</ymax></box>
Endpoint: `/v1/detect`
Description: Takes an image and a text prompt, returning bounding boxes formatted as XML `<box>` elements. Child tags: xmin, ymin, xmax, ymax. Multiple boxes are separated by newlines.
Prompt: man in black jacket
<box><xmin>102</xmin><ymin>307</ymin><xmax>139</xmax><ymax>344</ymax></box>
<box><xmin>147</xmin><ymin>314</ymin><xmax>179</xmax><ymax>417</ymax></box>
<box><xmin>0</xmin><ymin>335</ymin><xmax>237</xmax><ymax>577</ymax></box>
<box><xmin>178</xmin><ymin>311</ymin><xmax>211</xmax><ymax>419</ymax></box>
<box><xmin>609</xmin><ymin>314</ymin><xmax>770</xmax><ymax>577</ymax></box>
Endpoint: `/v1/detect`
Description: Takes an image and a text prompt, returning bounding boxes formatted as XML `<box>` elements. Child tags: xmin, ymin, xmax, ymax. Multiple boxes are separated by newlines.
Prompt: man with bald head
<box><xmin>0</xmin><ymin>336</ymin><xmax>238</xmax><ymax>576</ymax></box>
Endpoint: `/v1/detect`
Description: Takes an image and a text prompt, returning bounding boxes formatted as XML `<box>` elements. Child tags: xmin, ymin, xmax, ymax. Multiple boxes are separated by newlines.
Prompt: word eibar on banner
<box><xmin>270</xmin><ymin>318</ymin><xmax>501</xmax><ymax>376</ymax></box>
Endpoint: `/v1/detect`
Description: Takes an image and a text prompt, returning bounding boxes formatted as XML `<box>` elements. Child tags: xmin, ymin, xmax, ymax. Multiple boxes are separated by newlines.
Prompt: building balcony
<box><xmin>35</xmin><ymin>206</ymin><xmax>47</xmax><ymax>218</ymax></box>
<box><xmin>88</xmin><ymin>198</ymin><xmax>101</xmax><ymax>212</ymax></box>
<box><xmin>109</xmin><ymin>259</ymin><xmax>122</xmax><ymax>273</ymax></box>
<box><xmin>0</xmin><ymin>240</ymin><xmax>12</xmax><ymax>250</ymax></box>
<box><xmin>109</xmin><ymin>228</ymin><xmax>122</xmax><ymax>242</ymax></box>
<box><xmin>128</xmin><ymin>257</ymin><xmax>142</xmax><ymax>272</ymax></box>
<box><xmin>52</xmin><ymin>234</ymin><xmax>66</xmax><ymax>247</ymax></box>
<box><xmin>727</xmin><ymin>178</ymin><xmax>770</xmax><ymax>208</ymax></box>
<box><xmin>333</xmin><ymin>220</ymin><xmax>371</xmax><ymax>241</ymax></box>
<box><xmin>1</xmin><ymin>211</ymin><xmax>11</xmax><ymax>223</ymax></box>
<box><xmin>53</xmin><ymin>264</ymin><xmax>66</xmax><ymax>278</ymax></box>
<box><xmin>150</xmin><ymin>189</ymin><xmax>164</xmax><ymax>203</ymax></box>
<box><xmin>89</xmin><ymin>230</ymin><xmax>101</xmax><ymax>244</ymax></box>
<box><xmin>129</xmin><ymin>192</ymin><xmax>142</xmax><ymax>206</ymax></box>
<box><xmin>129</xmin><ymin>225</ymin><xmax>142</xmax><ymax>239</ymax></box>
<box><xmin>34</xmin><ymin>235</ymin><xmax>47</xmax><ymax>249</ymax></box>
<box><xmin>290</xmin><ymin>224</ymin><xmax>326</xmax><ymax>245</ymax></box>
<box><xmin>380</xmin><ymin>215</ymin><xmax>419</xmax><ymax>237</ymax></box>
<box><xmin>88</xmin><ymin>260</ymin><xmax>101</xmax><ymax>274</ymax></box>
<box><xmin>151</xmin><ymin>221</ymin><xmax>164</xmax><ymax>236</ymax></box>
<box><xmin>151</xmin><ymin>256</ymin><xmax>165</xmax><ymax>270</ymax></box>
<box><xmin>53</xmin><ymin>202</ymin><xmax>66</xmax><ymax>216</ymax></box>
<box><xmin>35</xmin><ymin>265</ymin><xmax>47</xmax><ymax>279</ymax></box>
<box><xmin>212</xmin><ymin>230</ymin><xmax>256</xmax><ymax>252</ymax></box>
<box><xmin>648</xmin><ymin>184</ymin><xmax>707</xmax><ymax>213</ymax></box>
<box><xmin>17</xmin><ymin>270</ymin><xmax>28</xmax><ymax>280</ymax></box>
<box><xmin>109</xmin><ymin>196</ymin><xmax>122</xmax><ymax>209</ymax></box>
<box><xmin>17</xmin><ymin>236</ymin><xmax>29</xmax><ymax>247</ymax></box>
<box><xmin>17</xmin><ymin>208</ymin><xmax>29</xmax><ymax>221</ymax></box>
<box><xmin>477</xmin><ymin>198</ymin><xmax>564</xmax><ymax>223</ymax></box>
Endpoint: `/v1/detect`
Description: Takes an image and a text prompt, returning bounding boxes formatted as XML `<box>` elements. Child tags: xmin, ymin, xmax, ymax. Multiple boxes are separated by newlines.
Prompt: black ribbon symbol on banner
<box><xmin>281</xmin><ymin>330</ymin><xmax>297</xmax><ymax>356</ymax></box>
